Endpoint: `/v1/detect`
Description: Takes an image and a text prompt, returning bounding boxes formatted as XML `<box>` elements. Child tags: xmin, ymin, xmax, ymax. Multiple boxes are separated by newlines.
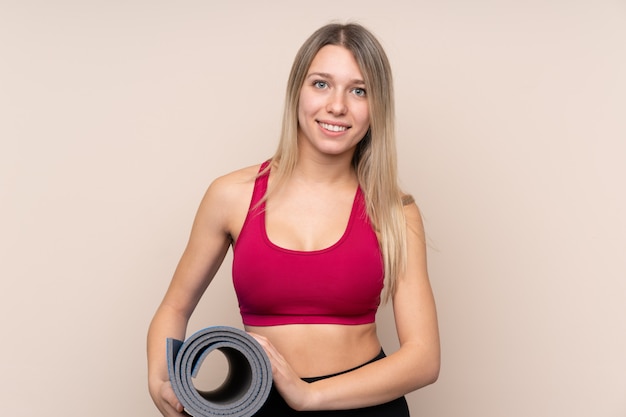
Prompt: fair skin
<box><xmin>147</xmin><ymin>45</ymin><xmax>440</xmax><ymax>416</ymax></box>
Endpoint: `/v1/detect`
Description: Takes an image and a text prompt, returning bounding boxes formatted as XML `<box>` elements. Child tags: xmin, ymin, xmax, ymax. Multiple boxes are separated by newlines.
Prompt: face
<box><xmin>297</xmin><ymin>45</ymin><xmax>370</xmax><ymax>160</ymax></box>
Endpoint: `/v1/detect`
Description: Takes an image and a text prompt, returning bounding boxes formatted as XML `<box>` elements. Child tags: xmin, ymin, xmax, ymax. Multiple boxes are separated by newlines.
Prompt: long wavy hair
<box><xmin>264</xmin><ymin>22</ymin><xmax>407</xmax><ymax>302</ymax></box>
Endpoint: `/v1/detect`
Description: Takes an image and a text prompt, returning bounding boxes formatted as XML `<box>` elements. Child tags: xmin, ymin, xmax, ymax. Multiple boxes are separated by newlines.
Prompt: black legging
<box><xmin>253</xmin><ymin>350</ymin><xmax>410</xmax><ymax>416</ymax></box>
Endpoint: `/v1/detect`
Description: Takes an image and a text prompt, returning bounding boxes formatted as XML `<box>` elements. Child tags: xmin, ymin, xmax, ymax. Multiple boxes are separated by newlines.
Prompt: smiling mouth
<box><xmin>318</xmin><ymin>121</ymin><xmax>349</xmax><ymax>132</ymax></box>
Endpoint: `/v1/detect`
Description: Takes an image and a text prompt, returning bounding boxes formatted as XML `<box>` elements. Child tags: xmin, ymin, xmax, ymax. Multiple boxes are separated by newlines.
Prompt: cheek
<box><xmin>296</xmin><ymin>95</ymin><xmax>306</xmax><ymax>125</ymax></box>
<box><xmin>298</xmin><ymin>90</ymin><xmax>319</xmax><ymax>115</ymax></box>
<box><xmin>357</xmin><ymin>104</ymin><xmax>370</xmax><ymax>128</ymax></box>
<box><xmin>297</xmin><ymin>105</ymin><xmax>307</xmax><ymax>128</ymax></box>
<box><xmin>297</xmin><ymin>93</ymin><xmax>311</xmax><ymax>123</ymax></box>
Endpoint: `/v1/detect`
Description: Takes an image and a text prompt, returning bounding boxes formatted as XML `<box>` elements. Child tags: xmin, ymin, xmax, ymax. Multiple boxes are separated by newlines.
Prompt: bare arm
<box><xmin>255</xmin><ymin>202</ymin><xmax>440</xmax><ymax>411</ymax></box>
<box><xmin>146</xmin><ymin>174</ymin><xmax>241</xmax><ymax>416</ymax></box>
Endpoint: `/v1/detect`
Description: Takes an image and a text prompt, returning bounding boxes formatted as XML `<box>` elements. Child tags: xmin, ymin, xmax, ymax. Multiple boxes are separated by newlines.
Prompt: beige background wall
<box><xmin>1</xmin><ymin>1</ymin><xmax>625</xmax><ymax>416</ymax></box>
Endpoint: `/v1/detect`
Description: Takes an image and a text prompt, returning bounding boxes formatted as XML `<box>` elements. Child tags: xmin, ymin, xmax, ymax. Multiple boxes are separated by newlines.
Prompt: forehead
<box><xmin>307</xmin><ymin>45</ymin><xmax>363</xmax><ymax>79</ymax></box>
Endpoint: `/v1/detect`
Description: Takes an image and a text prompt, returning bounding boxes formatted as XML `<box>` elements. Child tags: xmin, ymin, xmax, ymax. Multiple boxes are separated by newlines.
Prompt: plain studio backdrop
<box><xmin>1</xmin><ymin>1</ymin><xmax>625</xmax><ymax>416</ymax></box>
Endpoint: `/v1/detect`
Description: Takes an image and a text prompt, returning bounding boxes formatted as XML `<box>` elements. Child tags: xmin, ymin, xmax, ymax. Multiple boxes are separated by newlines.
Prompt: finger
<box><xmin>161</xmin><ymin>402</ymin><xmax>190</xmax><ymax>417</ymax></box>
<box><xmin>248</xmin><ymin>332</ymin><xmax>270</xmax><ymax>346</ymax></box>
<box><xmin>161</xmin><ymin>381</ymin><xmax>185</xmax><ymax>413</ymax></box>
<box><xmin>248</xmin><ymin>333</ymin><xmax>277</xmax><ymax>359</ymax></box>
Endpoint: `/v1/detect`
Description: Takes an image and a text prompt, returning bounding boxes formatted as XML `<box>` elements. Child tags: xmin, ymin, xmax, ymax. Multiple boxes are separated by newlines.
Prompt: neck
<box><xmin>293</xmin><ymin>140</ymin><xmax>358</xmax><ymax>185</ymax></box>
<box><xmin>293</xmin><ymin>155</ymin><xmax>357</xmax><ymax>185</ymax></box>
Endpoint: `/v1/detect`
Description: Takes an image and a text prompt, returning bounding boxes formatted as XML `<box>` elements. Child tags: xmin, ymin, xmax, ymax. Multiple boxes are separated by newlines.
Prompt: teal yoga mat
<box><xmin>167</xmin><ymin>326</ymin><xmax>273</xmax><ymax>417</ymax></box>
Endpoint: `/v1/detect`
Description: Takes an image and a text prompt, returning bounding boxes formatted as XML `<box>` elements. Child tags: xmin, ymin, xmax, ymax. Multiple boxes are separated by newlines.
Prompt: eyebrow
<box><xmin>306</xmin><ymin>72</ymin><xmax>366</xmax><ymax>86</ymax></box>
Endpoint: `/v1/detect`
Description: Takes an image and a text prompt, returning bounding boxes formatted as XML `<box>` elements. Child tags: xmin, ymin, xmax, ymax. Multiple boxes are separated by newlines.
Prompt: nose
<box><xmin>326</xmin><ymin>92</ymin><xmax>347</xmax><ymax>115</ymax></box>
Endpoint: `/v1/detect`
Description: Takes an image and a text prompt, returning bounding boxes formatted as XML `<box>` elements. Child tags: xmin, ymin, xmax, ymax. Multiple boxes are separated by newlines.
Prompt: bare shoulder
<box><xmin>401</xmin><ymin>194</ymin><xmax>425</xmax><ymax>240</ymax></box>
<box><xmin>209</xmin><ymin>164</ymin><xmax>261</xmax><ymax>195</ymax></box>
<box><xmin>199</xmin><ymin>163</ymin><xmax>262</xmax><ymax>237</ymax></box>
<box><xmin>400</xmin><ymin>193</ymin><xmax>420</xmax><ymax>218</ymax></box>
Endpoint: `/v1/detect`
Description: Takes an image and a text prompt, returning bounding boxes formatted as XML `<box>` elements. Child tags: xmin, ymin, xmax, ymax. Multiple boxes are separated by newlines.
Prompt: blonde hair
<box><xmin>265</xmin><ymin>23</ymin><xmax>407</xmax><ymax>302</ymax></box>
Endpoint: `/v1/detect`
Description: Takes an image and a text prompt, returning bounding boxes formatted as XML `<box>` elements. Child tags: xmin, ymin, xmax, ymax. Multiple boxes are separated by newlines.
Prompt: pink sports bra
<box><xmin>232</xmin><ymin>162</ymin><xmax>384</xmax><ymax>326</ymax></box>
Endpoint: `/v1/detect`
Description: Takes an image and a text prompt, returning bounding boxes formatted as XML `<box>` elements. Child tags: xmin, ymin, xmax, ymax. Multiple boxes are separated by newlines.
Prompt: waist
<box><xmin>302</xmin><ymin>349</ymin><xmax>386</xmax><ymax>382</ymax></box>
<box><xmin>245</xmin><ymin>322</ymin><xmax>381</xmax><ymax>378</ymax></box>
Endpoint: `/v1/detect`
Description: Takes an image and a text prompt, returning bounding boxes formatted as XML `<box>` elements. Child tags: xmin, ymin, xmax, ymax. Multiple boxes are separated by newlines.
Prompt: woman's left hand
<box><xmin>248</xmin><ymin>332</ymin><xmax>317</xmax><ymax>411</ymax></box>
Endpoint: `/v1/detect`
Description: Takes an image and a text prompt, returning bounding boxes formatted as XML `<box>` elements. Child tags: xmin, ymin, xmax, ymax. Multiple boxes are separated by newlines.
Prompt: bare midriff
<box><xmin>245</xmin><ymin>322</ymin><xmax>381</xmax><ymax>378</ymax></box>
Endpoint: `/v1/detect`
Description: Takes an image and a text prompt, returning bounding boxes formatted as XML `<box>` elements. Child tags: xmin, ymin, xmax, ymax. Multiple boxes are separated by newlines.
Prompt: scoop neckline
<box><xmin>261</xmin><ymin>187</ymin><xmax>361</xmax><ymax>255</ymax></box>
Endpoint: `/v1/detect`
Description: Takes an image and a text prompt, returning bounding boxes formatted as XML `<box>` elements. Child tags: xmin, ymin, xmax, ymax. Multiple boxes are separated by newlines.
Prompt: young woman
<box><xmin>147</xmin><ymin>22</ymin><xmax>440</xmax><ymax>416</ymax></box>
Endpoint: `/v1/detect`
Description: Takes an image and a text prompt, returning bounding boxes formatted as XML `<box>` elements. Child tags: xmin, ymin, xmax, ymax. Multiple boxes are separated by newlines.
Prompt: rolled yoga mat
<box><xmin>167</xmin><ymin>326</ymin><xmax>273</xmax><ymax>417</ymax></box>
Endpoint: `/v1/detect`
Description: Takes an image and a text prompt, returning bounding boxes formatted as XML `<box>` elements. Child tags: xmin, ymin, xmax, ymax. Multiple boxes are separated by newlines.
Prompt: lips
<box><xmin>318</xmin><ymin>121</ymin><xmax>350</xmax><ymax>132</ymax></box>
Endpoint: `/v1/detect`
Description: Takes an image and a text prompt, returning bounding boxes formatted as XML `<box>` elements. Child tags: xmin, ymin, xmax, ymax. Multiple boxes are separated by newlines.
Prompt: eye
<box><xmin>352</xmin><ymin>87</ymin><xmax>366</xmax><ymax>97</ymax></box>
<box><xmin>313</xmin><ymin>80</ymin><xmax>328</xmax><ymax>89</ymax></box>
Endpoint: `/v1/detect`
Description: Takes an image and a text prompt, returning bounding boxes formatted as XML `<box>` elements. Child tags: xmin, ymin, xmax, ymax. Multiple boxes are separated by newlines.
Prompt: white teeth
<box><xmin>319</xmin><ymin>122</ymin><xmax>348</xmax><ymax>132</ymax></box>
